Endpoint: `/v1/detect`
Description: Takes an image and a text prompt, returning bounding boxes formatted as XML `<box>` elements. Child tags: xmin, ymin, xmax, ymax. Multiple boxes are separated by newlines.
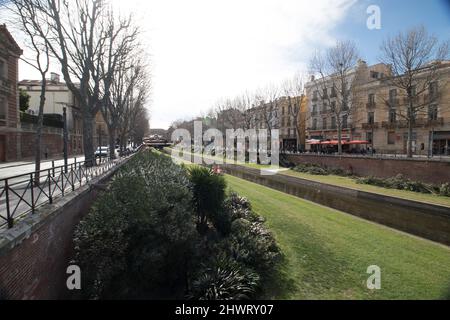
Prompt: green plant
<box><xmin>74</xmin><ymin>152</ymin><xmax>198</xmax><ymax>299</ymax></box>
<box><xmin>187</xmin><ymin>255</ymin><xmax>260</xmax><ymax>300</ymax></box>
<box><xmin>188</xmin><ymin>166</ymin><xmax>227</xmax><ymax>232</ymax></box>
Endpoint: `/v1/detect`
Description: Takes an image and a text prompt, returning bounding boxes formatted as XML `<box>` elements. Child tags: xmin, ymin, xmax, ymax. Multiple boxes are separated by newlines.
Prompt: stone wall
<box><xmin>285</xmin><ymin>154</ymin><xmax>450</xmax><ymax>185</ymax></box>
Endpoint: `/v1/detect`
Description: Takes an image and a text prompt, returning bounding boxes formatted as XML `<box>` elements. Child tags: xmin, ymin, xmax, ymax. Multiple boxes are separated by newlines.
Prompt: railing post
<box><xmin>30</xmin><ymin>173</ymin><xmax>35</xmax><ymax>215</ymax></box>
<box><xmin>5</xmin><ymin>179</ymin><xmax>13</xmax><ymax>229</ymax></box>
<box><xmin>48</xmin><ymin>170</ymin><xmax>53</xmax><ymax>204</ymax></box>
<box><xmin>71</xmin><ymin>163</ymin><xmax>75</xmax><ymax>191</ymax></box>
<box><xmin>52</xmin><ymin>161</ymin><xmax>56</xmax><ymax>178</ymax></box>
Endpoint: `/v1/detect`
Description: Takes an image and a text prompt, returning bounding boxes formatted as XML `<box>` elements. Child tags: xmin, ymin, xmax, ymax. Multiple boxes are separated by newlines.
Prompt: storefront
<box><xmin>433</xmin><ymin>131</ymin><xmax>450</xmax><ymax>156</ymax></box>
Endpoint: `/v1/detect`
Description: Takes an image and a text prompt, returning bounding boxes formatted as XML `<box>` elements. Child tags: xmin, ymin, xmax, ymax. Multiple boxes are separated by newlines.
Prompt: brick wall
<box><xmin>0</xmin><ymin>162</ymin><xmax>126</xmax><ymax>300</ymax></box>
<box><xmin>20</xmin><ymin>131</ymin><xmax>64</xmax><ymax>159</ymax></box>
<box><xmin>286</xmin><ymin>154</ymin><xmax>450</xmax><ymax>185</ymax></box>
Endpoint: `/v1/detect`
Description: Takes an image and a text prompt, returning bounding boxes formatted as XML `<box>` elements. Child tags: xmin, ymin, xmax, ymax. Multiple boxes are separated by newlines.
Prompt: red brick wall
<box><xmin>20</xmin><ymin>132</ymin><xmax>64</xmax><ymax>159</ymax></box>
<box><xmin>7</xmin><ymin>53</ymin><xmax>19</xmax><ymax>128</ymax></box>
<box><xmin>286</xmin><ymin>155</ymin><xmax>450</xmax><ymax>185</ymax></box>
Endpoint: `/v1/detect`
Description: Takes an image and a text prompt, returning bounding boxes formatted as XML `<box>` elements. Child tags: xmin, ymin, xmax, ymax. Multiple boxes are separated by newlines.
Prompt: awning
<box><xmin>348</xmin><ymin>140</ymin><xmax>370</xmax><ymax>145</ymax></box>
<box><xmin>306</xmin><ymin>139</ymin><xmax>321</xmax><ymax>145</ymax></box>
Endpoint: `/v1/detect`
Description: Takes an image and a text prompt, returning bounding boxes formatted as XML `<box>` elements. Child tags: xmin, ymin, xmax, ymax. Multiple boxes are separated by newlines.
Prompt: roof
<box><xmin>0</xmin><ymin>24</ymin><xmax>23</xmax><ymax>55</ymax></box>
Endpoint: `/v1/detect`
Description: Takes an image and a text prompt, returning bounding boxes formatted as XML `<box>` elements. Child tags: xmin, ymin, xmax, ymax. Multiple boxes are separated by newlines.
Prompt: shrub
<box><xmin>293</xmin><ymin>163</ymin><xmax>329</xmax><ymax>175</ymax></box>
<box><xmin>187</xmin><ymin>255</ymin><xmax>260</xmax><ymax>300</ymax></box>
<box><xmin>224</xmin><ymin>218</ymin><xmax>282</xmax><ymax>275</ymax></box>
<box><xmin>74</xmin><ymin>152</ymin><xmax>198</xmax><ymax>299</ymax></box>
<box><xmin>356</xmin><ymin>174</ymin><xmax>449</xmax><ymax>197</ymax></box>
<box><xmin>188</xmin><ymin>166</ymin><xmax>227</xmax><ymax>233</ymax></box>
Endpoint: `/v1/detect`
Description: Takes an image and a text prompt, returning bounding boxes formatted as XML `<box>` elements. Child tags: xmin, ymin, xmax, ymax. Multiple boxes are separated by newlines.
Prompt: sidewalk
<box><xmin>0</xmin><ymin>155</ymin><xmax>85</xmax><ymax>170</ymax></box>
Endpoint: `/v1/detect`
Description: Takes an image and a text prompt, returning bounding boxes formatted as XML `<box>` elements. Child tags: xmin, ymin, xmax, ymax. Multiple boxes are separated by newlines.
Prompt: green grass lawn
<box><xmin>280</xmin><ymin>170</ymin><xmax>450</xmax><ymax>208</ymax></box>
<box><xmin>164</xmin><ymin>147</ymin><xmax>450</xmax><ymax>207</ymax></box>
<box><xmin>226</xmin><ymin>174</ymin><xmax>450</xmax><ymax>300</ymax></box>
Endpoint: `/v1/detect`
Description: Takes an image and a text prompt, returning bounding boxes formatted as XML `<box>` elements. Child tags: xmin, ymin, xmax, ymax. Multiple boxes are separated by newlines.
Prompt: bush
<box><xmin>293</xmin><ymin>163</ymin><xmax>329</xmax><ymax>175</ymax></box>
<box><xmin>188</xmin><ymin>166</ymin><xmax>227</xmax><ymax>233</ymax></box>
<box><xmin>74</xmin><ymin>152</ymin><xmax>198</xmax><ymax>299</ymax></box>
<box><xmin>187</xmin><ymin>255</ymin><xmax>260</xmax><ymax>300</ymax></box>
<box><xmin>226</xmin><ymin>219</ymin><xmax>282</xmax><ymax>275</ymax></box>
<box><xmin>356</xmin><ymin>174</ymin><xmax>449</xmax><ymax>197</ymax></box>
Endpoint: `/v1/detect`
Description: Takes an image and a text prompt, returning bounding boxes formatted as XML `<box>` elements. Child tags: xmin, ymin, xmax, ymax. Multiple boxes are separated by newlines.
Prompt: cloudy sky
<box><xmin>11</xmin><ymin>0</ymin><xmax>450</xmax><ymax>129</ymax></box>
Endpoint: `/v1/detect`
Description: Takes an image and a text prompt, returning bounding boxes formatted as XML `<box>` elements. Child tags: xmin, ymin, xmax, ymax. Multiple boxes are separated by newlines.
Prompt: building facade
<box><xmin>0</xmin><ymin>25</ymin><xmax>23</xmax><ymax>162</ymax></box>
<box><xmin>352</xmin><ymin>61</ymin><xmax>450</xmax><ymax>156</ymax></box>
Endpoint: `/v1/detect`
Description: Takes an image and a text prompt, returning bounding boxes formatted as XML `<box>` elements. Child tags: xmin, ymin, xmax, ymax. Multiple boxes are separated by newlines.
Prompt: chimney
<box><xmin>50</xmin><ymin>72</ymin><xmax>60</xmax><ymax>83</ymax></box>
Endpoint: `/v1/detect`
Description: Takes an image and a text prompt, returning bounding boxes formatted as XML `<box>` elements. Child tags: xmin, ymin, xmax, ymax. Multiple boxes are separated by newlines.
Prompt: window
<box><xmin>0</xmin><ymin>96</ymin><xmax>6</xmax><ymax>122</ymax></box>
<box><xmin>342</xmin><ymin>115</ymin><xmax>348</xmax><ymax>129</ymax></box>
<box><xmin>312</xmin><ymin>105</ymin><xmax>317</xmax><ymax>115</ymax></box>
<box><xmin>0</xmin><ymin>60</ymin><xmax>6</xmax><ymax>79</ymax></box>
<box><xmin>323</xmin><ymin>88</ymin><xmax>328</xmax><ymax>99</ymax></box>
<box><xmin>388</xmin><ymin>132</ymin><xmax>396</xmax><ymax>145</ymax></box>
<box><xmin>429</xmin><ymin>82</ymin><xmax>438</xmax><ymax>99</ymax></box>
<box><xmin>331</xmin><ymin>86</ymin><xmax>337</xmax><ymax>97</ymax></box>
<box><xmin>322</xmin><ymin>118</ymin><xmax>327</xmax><ymax>130</ymax></box>
<box><xmin>389</xmin><ymin>89</ymin><xmax>397</xmax><ymax>105</ymax></box>
<box><xmin>330</xmin><ymin>101</ymin><xmax>336</xmax><ymax>111</ymax></box>
<box><xmin>389</xmin><ymin>110</ymin><xmax>397</xmax><ymax>123</ymax></box>
<box><xmin>313</xmin><ymin>91</ymin><xmax>318</xmax><ymax>100</ymax></box>
<box><xmin>368</xmin><ymin>112</ymin><xmax>375</xmax><ymax>124</ymax></box>
<box><xmin>368</xmin><ymin>93</ymin><xmax>375</xmax><ymax>104</ymax></box>
<box><xmin>366</xmin><ymin>132</ymin><xmax>373</xmax><ymax>144</ymax></box>
<box><xmin>331</xmin><ymin>117</ymin><xmax>336</xmax><ymax>129</ymax></box>
<box><xmin>428</xmin><ymin>104</ymin><xmax>438</xmax><ymax>121</ymax></box>
<box><xmin>312</xmin><ymin>119</ymin><xmax>318</xmax><ymax>130</ymax></box>
<box><xmin>282</xmin><ymin>107</ymin><xmax>285</xmax><ymax>115</ymax></box>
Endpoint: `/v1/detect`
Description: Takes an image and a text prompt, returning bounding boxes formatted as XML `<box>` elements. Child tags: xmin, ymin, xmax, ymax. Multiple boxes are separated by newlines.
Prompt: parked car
<box><xmin>95</xmin><ymin>147</ymin><xmax>109</xmax><ymax>158</ymax></box>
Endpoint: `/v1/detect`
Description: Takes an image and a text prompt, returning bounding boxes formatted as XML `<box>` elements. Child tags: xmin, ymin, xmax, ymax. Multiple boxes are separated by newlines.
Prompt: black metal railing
<box><xmin>0</xmin><ymin>156</ymin><xmax>127</xmax><ymax>230</ymax></box>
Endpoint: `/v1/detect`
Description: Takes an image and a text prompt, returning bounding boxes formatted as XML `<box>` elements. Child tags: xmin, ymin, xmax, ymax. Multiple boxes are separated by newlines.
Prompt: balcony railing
<box><xmin>366</xmin><ymin>102</ymin><xmax>376</xmax><ymax>109</ymax></box>
<box><xmin>0</xmin><ymin>78</ymin><xmax>11</xmax><ymax>95</ymax></box>
<box><xmin>362</xmin><ymin>123</ymin><xmax>379</xmax><ymax>130</ymax></box>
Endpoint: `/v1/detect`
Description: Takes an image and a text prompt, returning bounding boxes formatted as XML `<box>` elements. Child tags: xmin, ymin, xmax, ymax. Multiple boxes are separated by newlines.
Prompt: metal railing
<box><xmin>0</xmin><ymin>156</ymin><xmax>128</xmax><ymax>230</ymax></box>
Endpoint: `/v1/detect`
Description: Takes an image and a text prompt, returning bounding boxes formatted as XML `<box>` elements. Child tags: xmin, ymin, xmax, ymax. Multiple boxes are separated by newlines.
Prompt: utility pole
<box><xmin>63</xmin><ymin>107</ymin><xmax>68</xmax><ymax>173</ymax></box>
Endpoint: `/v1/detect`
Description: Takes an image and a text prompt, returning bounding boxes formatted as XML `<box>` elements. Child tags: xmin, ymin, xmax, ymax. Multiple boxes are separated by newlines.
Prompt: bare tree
<box><xmin>100</xmin><ymin>10</ymin><xmax>140</xmax><ymax>159</ymax></box>
<box><xmin>379</xmin><ymin>25</ymin><xmax>449</xmax><ymax>158</ymax></box>
<box><xmin>6</xmin><ymin>0</ymin><xmax>50</xmax><ymax>183</ymax></box>
<box><xmin>309</xmin><ymin>40</ymin><xmax>360</xmax><ymax>155</ymax></box>
<box><xmin>283</xmin><ymin>74</ymin><xmax>305</xmax><ymax>151</ymax></box>
<box><xmin>258</xmin><ymin>84</ymin><xmax>280</xmax><ymax>138</ymax></box>
<box><xmin>16</xmin><ymin>0</ymin><xmax>110</xmax><ymax>165</ymax></box>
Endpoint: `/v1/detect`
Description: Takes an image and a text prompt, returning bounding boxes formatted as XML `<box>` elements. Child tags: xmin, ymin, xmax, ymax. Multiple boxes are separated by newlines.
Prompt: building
<box><xmin>353</xmin><ymin>60</ymin><xmax>450</xmax><ymax>156</ymax></box>
<box><xmin>19</xmin><ymin>73</ymin><xmax>84</xmax><ymax>155</ymax></box>
<box><xmin>19</xmin><ymin>74</ymin><xmax>111</xmax><ymax>155</ymax></box>
<box><xmin>0</xmin><ymin>25</ymin><xmax>23</xmax><ymax>162</ymax></box>
<box><xmin>305</xmin><ymin>61</ymin><xmax>392</xmax><ymax>151</ymax></box>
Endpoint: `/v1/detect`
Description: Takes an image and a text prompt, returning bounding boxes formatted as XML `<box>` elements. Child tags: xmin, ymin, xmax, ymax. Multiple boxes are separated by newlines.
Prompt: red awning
<box><xmin>348</xmin><ymin>140</ymin><xmax>370</xmax><ymax>145</ymax></box>
<box><xmin>321</xmin><ymin>140</ymin><xmax>348</xmax><ymax>145</ymax></box>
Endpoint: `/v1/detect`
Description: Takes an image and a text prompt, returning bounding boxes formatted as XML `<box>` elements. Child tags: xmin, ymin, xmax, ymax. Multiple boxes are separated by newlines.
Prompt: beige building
<box><xmin>353</xmin><ymin>61</ymin><xmax>450</xmax><ymax>156</ymax></box>
<box><xmin>305</xmin><ymin>59</ymin><xmax>450</xmax><ymax>156</ymax></box>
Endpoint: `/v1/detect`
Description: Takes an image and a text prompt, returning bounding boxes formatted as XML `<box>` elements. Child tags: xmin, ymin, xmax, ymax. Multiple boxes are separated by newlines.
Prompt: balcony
<box><xmin>385</xmin><ymin>99</ymin><xmax>400</xmax><ymax>108</ymax></box>
<box><xmin>366</xmin><ymin>102</ymin><xmax>376</xmax><ymax>109</ymax></box>
<box><xmin>427</xmin><ymin>117</ymin><xmax>444</xmax><ymax>127</ymax></box>
<box><xmin>312</xmin><ymin>96</ymin><xmax>319</xmax><ymax>102</ymax></box>
<box><xmin>320</xmin><ymin>109</ymin><xmax>328</xmax><ymax>115</ymax></box>
<box><xmin>362</xmin><ymin>122</ymin><xmax>379</xmax><ymax>130</ymax></box>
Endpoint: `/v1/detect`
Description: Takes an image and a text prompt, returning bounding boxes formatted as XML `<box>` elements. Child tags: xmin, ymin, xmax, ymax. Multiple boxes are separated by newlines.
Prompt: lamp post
<box><xmin>63</xmin><ymin>107</ymin><xmax>68</xmax><ymax>173</ymax></box>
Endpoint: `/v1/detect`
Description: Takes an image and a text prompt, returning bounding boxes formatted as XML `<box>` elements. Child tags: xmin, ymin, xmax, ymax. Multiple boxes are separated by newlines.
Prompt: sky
<box><xmin>7</xmin><ymin>0</ymin><xmax>450</xmax><ymax>129</ymax></box>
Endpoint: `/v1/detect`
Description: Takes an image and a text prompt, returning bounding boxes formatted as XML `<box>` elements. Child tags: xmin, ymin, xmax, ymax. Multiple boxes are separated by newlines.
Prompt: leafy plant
<box><xmin>187</xmin><ymin>255</ymin><xmax>260</xmax><ymax>300</ymax></box>
<box><xmin>188</xmin><ymin>166</ymin><xmax>227</xmax><ymax>233</ymax></box>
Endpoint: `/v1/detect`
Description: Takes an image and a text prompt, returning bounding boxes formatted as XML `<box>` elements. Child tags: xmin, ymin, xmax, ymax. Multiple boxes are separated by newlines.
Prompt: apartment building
<box><xmin>305</xmin><ymin>60</ymin><xmax>391</xmax><ymax>151</ymax></box>
<box><xmin>0</xmin><ymin>25</ymin><xmax>23</xmax><ymax>162</ymax></box>
<box><xmin>353</xmin><ymin>60</ymin><xmax>450</xmax><ymax>156</ymax></box>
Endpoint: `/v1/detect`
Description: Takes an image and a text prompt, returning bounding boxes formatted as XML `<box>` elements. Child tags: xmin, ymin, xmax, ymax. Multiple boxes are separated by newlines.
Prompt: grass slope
<box><xmin>226</xmin><ymin>174</ymin><xmax>450</xmax><ymax>300</ymax></box>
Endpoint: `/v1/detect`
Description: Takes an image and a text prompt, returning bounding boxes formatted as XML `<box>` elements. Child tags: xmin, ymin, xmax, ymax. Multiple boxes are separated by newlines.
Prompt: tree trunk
<box><xmin>82</xmin><ymin>109</ymin><xmax>95</xmax><ymax>166</ymax></box>
<box><xmin>34</xmin><ymin>77</ymin><xmax>47</xmax><ymax>186</ymax></box>
<box><xmin>407</xmin><ymin>120</ymin><xmax>414</xmax><ymax>158</ymax></box>
<box><xmin>109</xmin><ymin>128</ymin><xmax>116</xmax><ymax>160</ymax></box>
<box><xmin>337</xmin><ymin>125</ymin><xmax>343</xmax><ymax>155</ymax></box>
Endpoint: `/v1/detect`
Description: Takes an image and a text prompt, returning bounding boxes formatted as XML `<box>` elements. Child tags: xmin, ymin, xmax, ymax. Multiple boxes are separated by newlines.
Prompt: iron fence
<box><xmin>0</xmin><ymin>157</ymin><xmax>127</xmax><ymax>230</ymax></box>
